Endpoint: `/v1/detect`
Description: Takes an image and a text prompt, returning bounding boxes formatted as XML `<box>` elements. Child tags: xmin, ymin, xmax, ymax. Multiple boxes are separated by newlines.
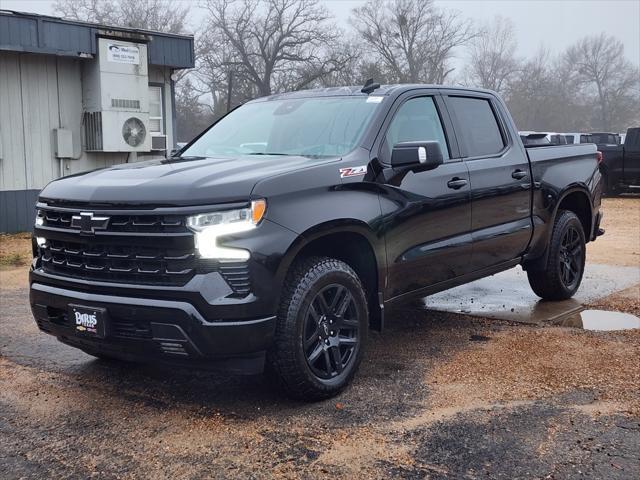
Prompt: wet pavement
<box><xmin>556</xmin><ymin>309</ymin><xmax>640</xmax><ymax>331</ymax></box>
<box><xmin>1</xmin><ymin>280</ymin><xmax>639</xmax><ymax>479</ymax></box>
<box><xmin>424</xmin><ymin>264</ymin><xmax>640</xmax><ymax>325</ymax></box>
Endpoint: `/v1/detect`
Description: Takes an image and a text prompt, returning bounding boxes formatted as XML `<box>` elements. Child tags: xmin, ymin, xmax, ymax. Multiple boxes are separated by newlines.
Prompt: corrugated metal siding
<box><xmin>148</xmin><ymin>35</ymin><xmax>194</xmax><ymax>69</ymax></box>
<box><xmin>0</xmin><ymin>53</ymin><xmax>27</xmax><ymax>191</ymax></box>
<box><xmin>20</xmin><ymin>55</ymin><xmax>60</xmax><ymax>189</ymax></box>
<box><xmin>0</xmin><ymin>12</ymin><xmax>194</xmax><ymax>68</ymax></box>
<box><xmin>42</xmin><ymin>20</ymin><xmax>94</xmax><ymax>55</ymax></box>
<box><xmin>0</xmin><ymin>14</ymin><xmax>38</xmax><ymax>50</ymax></box>
<box><xmin>0</xmin><ymin>189</ymin><xmax>39</xmax><ymax>232</ymax></box>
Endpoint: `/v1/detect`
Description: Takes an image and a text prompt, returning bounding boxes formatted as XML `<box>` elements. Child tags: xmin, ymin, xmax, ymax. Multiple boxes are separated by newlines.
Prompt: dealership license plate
<box><xmin>68</xmin><ymin>304</ymin><xmax>107</xmax><ymax>338</ymax></box>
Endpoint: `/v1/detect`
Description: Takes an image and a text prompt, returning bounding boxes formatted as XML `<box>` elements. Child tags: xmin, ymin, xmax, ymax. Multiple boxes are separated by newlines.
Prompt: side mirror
<box><xmin>390</xmin><ymin>141</ymin><xmax>444</xmax><ymax>171</ymax></box>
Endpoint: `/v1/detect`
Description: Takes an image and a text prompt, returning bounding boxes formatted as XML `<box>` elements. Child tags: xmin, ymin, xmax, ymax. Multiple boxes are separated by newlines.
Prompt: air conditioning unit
<box><xmin>151</xmin><ymin>135</ymin><xmax>167</xmax><ymax>151</ymax></box>
<box><xmin>82</xmin><ymin>38</ymin><xmax>151</xmax><ymax>152</ymax></box>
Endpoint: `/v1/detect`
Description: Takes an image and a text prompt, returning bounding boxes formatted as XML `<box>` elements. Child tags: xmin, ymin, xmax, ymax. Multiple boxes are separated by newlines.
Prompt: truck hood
<box><xmin>40</xmin><ymin>155</ymin><xmax>334</xmax><ymax>206</ymax></box>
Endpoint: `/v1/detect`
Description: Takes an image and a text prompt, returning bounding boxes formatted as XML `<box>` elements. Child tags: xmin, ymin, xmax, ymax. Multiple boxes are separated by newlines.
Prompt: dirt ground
<box><xmin>587</xmin><ymin>197</ymin><xmax>640</xmax><ymax>267</ymax></box>
<box><xmin>0</xmin><ymin>197</ymin><xmax>639</xmax><ymax>479</ymax></box>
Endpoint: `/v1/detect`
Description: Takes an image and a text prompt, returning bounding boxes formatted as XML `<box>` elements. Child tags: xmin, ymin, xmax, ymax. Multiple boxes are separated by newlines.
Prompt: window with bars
<box><xmin>149</xmin><ymin>86</ymin><xmax>164</xmax><ymax>135</ymax></box>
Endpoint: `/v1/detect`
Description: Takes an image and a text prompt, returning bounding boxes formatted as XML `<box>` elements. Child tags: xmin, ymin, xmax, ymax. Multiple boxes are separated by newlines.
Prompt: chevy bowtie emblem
<box><xmin>71</xmin><ymin>212</ymin><xmax>110</xmax><ymax>234</ymax></box>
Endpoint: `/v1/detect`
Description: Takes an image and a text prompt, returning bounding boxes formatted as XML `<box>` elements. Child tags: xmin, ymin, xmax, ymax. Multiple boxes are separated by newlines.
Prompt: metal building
<box><xmin>0</xmin><ymin>10</ymin><xmax>195</xmax><ymax>233</ymax></box>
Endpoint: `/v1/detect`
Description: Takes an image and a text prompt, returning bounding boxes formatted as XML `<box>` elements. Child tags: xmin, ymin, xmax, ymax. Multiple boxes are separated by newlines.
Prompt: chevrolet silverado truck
<box><xmin>597</xmin><ymin>127</ymin><xmax>640</xmax><ymax>195</ymax></box>
<box><xmin>30</xmin><ymin>84</ymin><xmax>603</xmax><ymax>400</ymax></box>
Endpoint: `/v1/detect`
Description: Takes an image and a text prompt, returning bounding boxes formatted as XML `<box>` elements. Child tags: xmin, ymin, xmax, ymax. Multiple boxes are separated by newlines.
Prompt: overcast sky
<box><xmin>3</xmin><ymin>0</ymin><xmax>639</xmax><ymax>64</ymax></box>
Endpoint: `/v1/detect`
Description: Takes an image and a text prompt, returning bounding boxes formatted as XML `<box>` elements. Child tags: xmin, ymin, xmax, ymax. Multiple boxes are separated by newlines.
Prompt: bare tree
<box><xmin>175</xmin><ymin>77</ymin><xmax>215</xmax><ymax>142</ymax></box>
<box><xmin>564</xmin><ymin>33</ymin><xmax>640</xmax><ymax>131</ymax></box>
<box><xmin>350</xmin><ymin>0</ymin><xmax>474</xmax><ymax>84</ymax></box>
<box><xmin>200</xmin><ymin>0</ymin><xmax>354</xmax><ymax>98</ymax></box>
<box><xmin>463</xmin><ymin>16</ymin><xmax>519</xmax><ymax>94</ymax></box>
<box><xmin>53</xmin><ymin>0</ymin><xmax>190</xmax><ymax>33</ymax></box>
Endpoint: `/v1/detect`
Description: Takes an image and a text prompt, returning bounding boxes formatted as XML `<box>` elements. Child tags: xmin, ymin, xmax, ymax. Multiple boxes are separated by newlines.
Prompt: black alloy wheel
<box><xmin>558</xmin><ymin>225</ymin><xmax>583</xmax><ymax>290</ymax></box>
<box><xmin>527</xmin><ymin>210</ymin><xmax>586</xmax><ymax>301</ymax></box>
<box><xmin>303</xmin><ymin>284</ymin><xmax>360</xmax><ymax>380</ymax></box>
<box><xmin>268</xmin><ymin>256</ymin><xmax>368</xmax><ymax>401</ymax></box>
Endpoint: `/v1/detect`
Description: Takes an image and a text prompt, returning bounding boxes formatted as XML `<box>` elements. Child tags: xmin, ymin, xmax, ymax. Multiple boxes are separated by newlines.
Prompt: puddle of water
<box><xmin>556</xmin><ymin>309</ymin><xmax>640</xmax><ymax>331</ymax></box>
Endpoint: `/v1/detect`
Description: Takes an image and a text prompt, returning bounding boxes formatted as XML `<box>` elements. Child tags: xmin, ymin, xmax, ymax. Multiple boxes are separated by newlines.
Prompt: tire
<box><xmin>527</xmin><ymin>210</ymin><xmax>586</xmax><ymax>300</ymax></box>
<box><xmin>268</xmin><ymin>256</ymin><xmax>368</xmax><ymax>401</ymax></box>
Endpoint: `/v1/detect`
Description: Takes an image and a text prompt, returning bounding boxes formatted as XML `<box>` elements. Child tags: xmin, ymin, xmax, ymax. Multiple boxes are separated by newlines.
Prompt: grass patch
<box><xmin>0</xmin><ymin>253</ymin><xmax>28</xmax><ymax>267</ymax></box>
<box><xmin>0</xmin><ymin>233</ymin><xmax>32</xmax><ymax>269</ymax></box>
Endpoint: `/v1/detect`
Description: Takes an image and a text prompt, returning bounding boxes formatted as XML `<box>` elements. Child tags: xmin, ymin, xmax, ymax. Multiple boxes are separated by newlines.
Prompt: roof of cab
<box><xmin>250</xmin><ymin>84</ymin><xmax>499</xmax><ymax>102</ymax></box>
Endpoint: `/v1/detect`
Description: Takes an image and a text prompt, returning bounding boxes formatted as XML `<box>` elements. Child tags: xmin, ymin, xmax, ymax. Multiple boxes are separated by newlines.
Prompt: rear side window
<box><xmin>383</xmin><ymin>97</ymin><xmax>450</xmax><ymax>161</ymax></box>
<box><xmin>448</xmin><ymin>97</ymin><xmax>505</xmax><ymax>157</ymax></box>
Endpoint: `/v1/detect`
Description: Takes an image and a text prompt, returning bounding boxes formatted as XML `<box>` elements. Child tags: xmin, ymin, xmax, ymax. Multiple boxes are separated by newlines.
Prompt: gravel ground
<box><xmin>1</xmin><ymin>292</ymin><xmax>639</xmax><ymax>479</ymax></box>
<box><xmin>1</xmin><ymin>197</ymin><xmax>638</xmax><ymax>479</ymax></box>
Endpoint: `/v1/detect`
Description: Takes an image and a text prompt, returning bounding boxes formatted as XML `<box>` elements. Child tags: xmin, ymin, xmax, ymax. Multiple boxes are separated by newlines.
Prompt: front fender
<box><xmin>274</xmin><ymin>219</ymin><xmax>386</xmax><ymax>290</ymax></box>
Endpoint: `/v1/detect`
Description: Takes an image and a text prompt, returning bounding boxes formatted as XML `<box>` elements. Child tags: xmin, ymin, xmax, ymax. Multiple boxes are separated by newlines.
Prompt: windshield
<box><xmin>181</xmin><ymin>96</ymin><xmax>381</xmax><ymax>159</ymax></box>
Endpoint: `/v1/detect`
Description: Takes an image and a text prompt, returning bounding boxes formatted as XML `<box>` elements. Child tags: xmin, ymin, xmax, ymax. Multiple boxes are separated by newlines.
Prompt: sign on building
<box><xmin>106</xmin><ymin>43</ymin><xmax>140</xmax><ymax>65</ymax></box>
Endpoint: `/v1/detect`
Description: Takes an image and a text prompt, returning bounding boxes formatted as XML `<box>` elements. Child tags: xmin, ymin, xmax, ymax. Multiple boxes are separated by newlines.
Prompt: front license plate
<box><xmin>69</xmin><ymin>304</ymin><xmax>107</xmax><ymax>338</ymax></box>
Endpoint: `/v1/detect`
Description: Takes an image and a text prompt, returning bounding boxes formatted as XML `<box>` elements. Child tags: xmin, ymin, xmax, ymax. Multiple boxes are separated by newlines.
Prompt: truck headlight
<box><xmin>186</xmin><ymin>199</ymin><xmax>266</xmax><ymax>260</ymax></box>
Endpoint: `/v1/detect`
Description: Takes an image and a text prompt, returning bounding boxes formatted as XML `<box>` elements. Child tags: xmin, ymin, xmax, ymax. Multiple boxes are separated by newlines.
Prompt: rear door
<box><xmin>375</xmin><ymin>92</ymin><xmax>473</xmax><ymax>299</ymax></box>
<box><xmin>442</xmin><ymin>91</ymin><xmax>532</xmax><ymax>269</ymax></box>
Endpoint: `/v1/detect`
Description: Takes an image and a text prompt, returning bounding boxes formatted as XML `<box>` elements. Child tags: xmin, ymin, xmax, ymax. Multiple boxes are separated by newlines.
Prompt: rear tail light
<box><xmin>596</xmin><ymin>151</ymin><xmax>603</xmax><ymax>164</ymax></box>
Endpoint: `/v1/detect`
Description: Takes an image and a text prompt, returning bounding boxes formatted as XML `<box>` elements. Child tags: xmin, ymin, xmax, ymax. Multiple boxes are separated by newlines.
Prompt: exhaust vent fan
<box><xmin>122</xmin><ymin>117</ymin><xmax>146</xmax><ymax>147</ymax></box>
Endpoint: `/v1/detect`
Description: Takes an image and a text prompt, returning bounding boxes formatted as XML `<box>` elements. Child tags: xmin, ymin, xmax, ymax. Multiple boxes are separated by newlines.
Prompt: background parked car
<box><xmin>598</xmin><ymin>127</ymin><xmax>640</xmax><ymax>195</ymax></box>
<box><xmin>589</xmin><ymin>132</ymin><xmax>622</xmax><ymax>146</ymax></box>
<box><xmin>562</xmin><ymin>133</ymin><xmax>595</xmax><ymax>144</ymax></box>
<box><xmin>519</xmin><ymin>131</ymin><xmax>568</xmax><ymax>145</ymax></box>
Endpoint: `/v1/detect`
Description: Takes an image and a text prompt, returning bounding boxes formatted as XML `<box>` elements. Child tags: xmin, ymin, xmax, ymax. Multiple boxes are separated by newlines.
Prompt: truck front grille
<box><xmin>34</xmin><ymin>205</ymin><xmax>252</xmax><ymax>295</ymax></box>
<box><xmin>40</xmin><ymin>238</ymin><xmax>195</xmax><ymax>286</ymax></box>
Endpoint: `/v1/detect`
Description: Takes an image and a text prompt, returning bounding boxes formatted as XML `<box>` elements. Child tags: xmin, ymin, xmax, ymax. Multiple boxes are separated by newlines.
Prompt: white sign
<box><xmin>107</xmin><ymin>43</ymin><xmax>140</xmax><ymax>64</ymax></box>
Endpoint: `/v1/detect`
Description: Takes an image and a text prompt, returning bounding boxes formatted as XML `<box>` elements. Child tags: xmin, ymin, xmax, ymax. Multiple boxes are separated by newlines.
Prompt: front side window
<box><xmin>149</xmin><ymin>86</ymin><xmax>163</xmax><ymax>135</ymax></box>
<box><xmin>448</xmin><ymin>96</ymin><xmax>505</xmax><ymax>157</ymax></box>
<box><xmin>182</xmin><ymin>96</ymin><xmax>381</xmax><ymax>159</ymax></box>
<box><xmin>383</xmin><ymin>97</ymin><xmax>450</xmax><ymax>162</ymax></box>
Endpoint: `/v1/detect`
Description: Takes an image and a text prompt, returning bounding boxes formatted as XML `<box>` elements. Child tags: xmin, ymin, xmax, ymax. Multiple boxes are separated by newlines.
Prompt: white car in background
<box><xmin>519</xmin><ymin>131</ymin><xmax>568</xmax><ymax>145</ymax></box>
<box><xmin>562</xmin><ymin>133</ymin><xmax>594</xmax><ymax>144</ymax></box>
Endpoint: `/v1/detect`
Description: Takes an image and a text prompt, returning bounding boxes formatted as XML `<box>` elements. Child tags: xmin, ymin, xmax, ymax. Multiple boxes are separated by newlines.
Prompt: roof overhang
<box><xmin>0</xmin><ymin>10</ymin><xmax>194</xmax><ymax>69</ymax></box>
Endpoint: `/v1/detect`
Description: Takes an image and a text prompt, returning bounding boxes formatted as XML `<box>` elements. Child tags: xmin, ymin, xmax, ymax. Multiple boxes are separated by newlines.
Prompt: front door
<box><xmin>376</xmin><ymin>94</ymin><xmax>473</xmax><ymax>300</ymax></box>
<box><xmin>443</xmin><ymin>92</ymin><xmax>532</xmax><ymax>268</ymax></box>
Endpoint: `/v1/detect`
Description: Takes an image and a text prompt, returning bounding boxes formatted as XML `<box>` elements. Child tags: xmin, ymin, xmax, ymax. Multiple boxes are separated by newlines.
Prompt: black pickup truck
<box><xmin>30</xmin><ymin>84</ymin><xmax>603</xmax><ymax>400</ymax></box>
<box><xmin>597</xmin><ymin>127</ymin><xmax>640</xmax><ymax>195</ymax></box>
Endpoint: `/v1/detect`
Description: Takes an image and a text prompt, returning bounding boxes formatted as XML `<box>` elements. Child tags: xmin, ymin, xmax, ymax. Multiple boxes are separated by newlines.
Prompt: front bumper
<box><xmin>30</xmin><ymin>281</ymin><xmax>276</xmax><ymax>374</ymax></box>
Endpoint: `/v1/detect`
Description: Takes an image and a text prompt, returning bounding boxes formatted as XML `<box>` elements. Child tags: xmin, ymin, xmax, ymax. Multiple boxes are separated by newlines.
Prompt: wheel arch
<box><xmin>555</xmin><ymin>188</ymin><xmax>593</xmax><ymax>240</ymax></box>
<box><xmin>524</xmin><ymin>186</ymin><xmax>594</xmax><ymax>270</ymax></box>
<box><xmin>276</xmin><ymin>220</ymin><xmax>385</xmax><ymax>330</ymax></box>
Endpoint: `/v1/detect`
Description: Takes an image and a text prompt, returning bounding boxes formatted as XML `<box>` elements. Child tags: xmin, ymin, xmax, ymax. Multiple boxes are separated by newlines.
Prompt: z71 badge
<box><xmin>339</xmin><ymin>165</ymin><xmax>367</xmax><ymax>178</ymax></box>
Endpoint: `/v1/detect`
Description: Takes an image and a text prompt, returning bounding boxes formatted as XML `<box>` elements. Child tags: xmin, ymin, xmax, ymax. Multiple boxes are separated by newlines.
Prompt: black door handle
<box><xmin>447</xmin><ymin>177</ymin><xmax>468</xmax><ymax>189</ymax></box>
<box><xmin>512</xmin><ymin>169</ymin><xmax>528</xmax><ymax>180</ymax></box>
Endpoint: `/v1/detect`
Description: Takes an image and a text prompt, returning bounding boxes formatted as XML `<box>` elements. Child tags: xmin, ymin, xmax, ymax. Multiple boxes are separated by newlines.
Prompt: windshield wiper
<box><xmin>169</xmin><ymin>155</ymin><xmax>207</xmax><ymax>160</ymax></box>
<box><xmin>246</xmin><ymin>152</ymin><xmax>290</xmax><ymax>156</ymax></box>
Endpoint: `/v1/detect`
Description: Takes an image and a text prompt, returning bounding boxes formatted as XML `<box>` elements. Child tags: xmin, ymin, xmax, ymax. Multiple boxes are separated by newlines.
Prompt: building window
<box><xmin>149</xmin><ymin>86</ymin><xmax>163</xmax><ymax>135</ymax></box>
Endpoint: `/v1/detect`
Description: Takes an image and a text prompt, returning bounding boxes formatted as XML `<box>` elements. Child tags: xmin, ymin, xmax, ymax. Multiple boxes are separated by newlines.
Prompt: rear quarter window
<box><xmin>448</xmin><ymin>96</ymin><xmax>505</xmax><ymax>157</ymax></box>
